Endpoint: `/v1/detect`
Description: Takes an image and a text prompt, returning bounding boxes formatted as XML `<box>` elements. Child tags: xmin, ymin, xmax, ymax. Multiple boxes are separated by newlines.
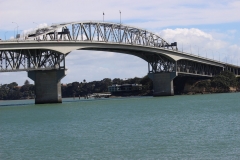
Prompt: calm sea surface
<box><xmin>1</xmin><ymin>93</ymin><xmax>240</xmax><ymax>160</ymax></box>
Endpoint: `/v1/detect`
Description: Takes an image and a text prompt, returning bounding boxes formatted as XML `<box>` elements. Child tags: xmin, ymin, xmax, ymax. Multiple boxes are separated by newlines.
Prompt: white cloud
<box><xmin>227</xmin><ymin>30</ymin><xmax>237</xmax><ymax>34</ymax></box>
<box><xmin>160</xmin><ymin>28</ymin><xmax>240</xmax><ymax>64</ymax></box>
<box><xmin>160</xmin><ymin>28</ymin><xmax>217</xmax><ymax>53</ymax></box>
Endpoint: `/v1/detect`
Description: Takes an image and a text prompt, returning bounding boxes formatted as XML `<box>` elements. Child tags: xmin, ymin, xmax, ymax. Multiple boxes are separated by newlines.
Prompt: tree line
<box><xmin>1</xmin><ymin>71</ymin><xmax>239</xmax><ymax>100</ymax></box>
<box><xmin>0</xmin><ymin>76</ymin><xmax>153</xmax><ymax>100</ymax></box>
<box><xmin>174</xmin><ymin>71</ymin><xmax>240</xmax><ymax>94</ymax></box>
<box><xmin>61</xmin><ymin>77</ymin><xmax>153</xmax><ymax>97</ymax></box>
<box><xmin>0</xmin><ymin>80</ymin><xmax>35</xmax><ymax>100</ymax></box>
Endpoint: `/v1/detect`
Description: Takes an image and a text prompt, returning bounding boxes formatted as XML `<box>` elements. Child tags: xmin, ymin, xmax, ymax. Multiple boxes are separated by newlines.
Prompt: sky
<box><xmin>0</xmin><ymin>0</ymin><xmax>240</xmax><ymax>85</ymax></box>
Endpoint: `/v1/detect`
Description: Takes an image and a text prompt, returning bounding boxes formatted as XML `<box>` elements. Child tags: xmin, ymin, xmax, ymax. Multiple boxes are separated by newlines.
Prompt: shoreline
<box><xmin>0</xmin><ymin>91</ymin><xmax>239</xmax><ymax>101</ymax></box>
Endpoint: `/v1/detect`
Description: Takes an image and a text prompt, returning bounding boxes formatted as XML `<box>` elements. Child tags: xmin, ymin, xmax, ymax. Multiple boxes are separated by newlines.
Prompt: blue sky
<box><xmin>0</xmin><ymin>0</ymin><xmax>240</xmax><ymax>85</ymax></box>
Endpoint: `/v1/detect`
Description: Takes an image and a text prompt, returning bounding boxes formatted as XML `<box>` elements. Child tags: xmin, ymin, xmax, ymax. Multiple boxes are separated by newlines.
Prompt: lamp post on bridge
<box><xmin>190</xmin><ymin>44</ymin><xmax>192</xmax><ymax>54</ymax></box>
<box><xmin>178</xmin><ymin>41</ymin><xmax>184</xmax><ymax>53</ymax></box>
<box><xmin>205</xmin><ymin>49</ymin><xmax>208</xmax><ymax>59</ymax></box>
<box><xmin>4</xmin><ymin>31</ymin><xmax>8</xmax><ymax>40</ymax></box>
<box><xmin>119</xmin><ymin>10</ymin><xmax>121</xmax><ymax>24</ymax></box>
<box><xmin>119</xmin><ymin>10</ymin><xmax>122</xmax><ymax>43</ymax></box>
<box><xmin>13</xmin><ymin>26</ymin><xmax>18</xmax><ymax>39</ymax></box>
<box><xmin>12</xmin><ymin>22</ymin><xmax>19</xmax><ymax>39</ymax></box>
<box><xmin>18</xmin><ymin>30</ymin><xmax>23</xmax><ymax>40</ymax></box>
<box><xmin>186</xmin><ymin>43</ymin><xmax>192</xmax><ymax>54</ymax></box>
<box><xmin>181</xmin><ymin>43</ymin><xmax>183</xmax><ymax>53</ymax></box>
<box><xmin>210</xmin><ymin>49</ymin><xmax>214</xmax><ymax>60</ymax></box>
<box><xmin>103</xmin><ymin>12</ymin><xmax>105</xmax><ymax>22</ymax></box>
<box><xmin>197</xmin><ymin>46</ymin><xmax>199</xmax><ymax>56</ymax></box>
<box><xmin>194</xmin><ymin>45</ymin><xmax>199</xmax><ymax>56</ymax></box>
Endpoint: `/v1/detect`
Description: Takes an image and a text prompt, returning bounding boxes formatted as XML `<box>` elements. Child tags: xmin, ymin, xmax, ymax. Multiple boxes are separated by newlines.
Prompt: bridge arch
<box><xmin>26</xmin><ymin>21</ymin><xmax>180</xmax><ymax>70</ymax></box>
<box><xmin>28</xmin><ymin>21</ymin><xmax>177</xmax><ymax>51</ymax></box>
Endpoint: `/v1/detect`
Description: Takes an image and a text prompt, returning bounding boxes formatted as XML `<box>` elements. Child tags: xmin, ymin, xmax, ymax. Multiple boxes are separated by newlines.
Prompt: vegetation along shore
<box><xmin>0</xmin><ymin>71</ymin><xmax>239</xmax><ymax>100</ymax></box>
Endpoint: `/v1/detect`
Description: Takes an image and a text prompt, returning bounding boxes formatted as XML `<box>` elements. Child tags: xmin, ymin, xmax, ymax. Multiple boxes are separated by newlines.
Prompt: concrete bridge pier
<box><xmin>148</xmin><ymin>72</ymin><xmax>177</xmax><ymax>96</ymax></box>
<box><xmin>28</xmin><ymin>69</ymin><xmax>66</xmax><ymax>104</ymax></box>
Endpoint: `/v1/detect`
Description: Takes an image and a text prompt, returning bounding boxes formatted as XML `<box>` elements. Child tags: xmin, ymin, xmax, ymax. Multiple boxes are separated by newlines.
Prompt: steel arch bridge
<box><xmin>0</xmin><ymin>21</ymin><xmax>239</xmax><ymax>76</ymax></box>
<box><xmin>1</xmin><ymin>21</ymin><xmax>240</xmax><ymax>103</ymax></box>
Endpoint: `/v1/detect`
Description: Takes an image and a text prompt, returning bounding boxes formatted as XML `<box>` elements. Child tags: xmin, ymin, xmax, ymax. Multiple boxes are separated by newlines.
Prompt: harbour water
<box><xmin>1</xmin><ymin>93</ymin><xmax>240</xmax><ymax>159</ymax></box>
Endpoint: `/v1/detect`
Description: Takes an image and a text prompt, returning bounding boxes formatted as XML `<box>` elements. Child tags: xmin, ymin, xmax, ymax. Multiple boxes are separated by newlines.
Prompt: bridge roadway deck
<box><xmin>0</xmin><ymin>40</ymin><xmax>238</xmax><ymax>69</ymax></box>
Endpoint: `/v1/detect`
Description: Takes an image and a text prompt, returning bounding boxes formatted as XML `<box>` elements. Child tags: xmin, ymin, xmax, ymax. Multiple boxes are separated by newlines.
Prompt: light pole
<box><xmin>194</xmin><ymin>45</ymin><xmax>199</xmax><ymax>56</ymax></box>
<box><xmin>119</xmin><ymin>10</ymin><xmax>121</xmax><ymax>24</ymax></box>
<box><xmin>12</xmin><ymin>22</ymin><xmax>19</xmax><ymax>38</ymax></box>
<box><xmin>210</xmin><ymin>50</ymin><xmax>213</xmax><ymax>60</ymax></box>
<box><xmin>178</xmin><ymin>41</ymin><xmax>184</xmax><ymax>53</ymax></box>
<box><xmin>4</xmin><ymin>31</ymin><xmax>8</xmax><ymax>40</ymax></box>
<box><xmin>103</xmin><ymin>12</ymin><xmax>105</xmax><ymax>22</ymax></box>
<box><xmin>190</xmin><ymin>44</ymin><xmax>192</xmax><ymax>54</ymax></box>
<box><xmin>197</xmin><ymin>47</ymin><xmax>199</xmax><ymax>57</ymax></box>
<box><xmin>181</xmin><ymin>42</ymin><xmax>183</xmax><ymax>53</ymax></box>
<box><xmin>187</xmin><ymin>43</ymin><xmax>191</xmax><ymax>54</ymax></box>
<box><xmin>13</xmin><ymin>26</ymin><xmax>18</xmax><ymax>39</ymax></box>
<box><xmin>18</xmin><ymin>30</ymin><xmax>23</xmax><ymax>39</ymax></box>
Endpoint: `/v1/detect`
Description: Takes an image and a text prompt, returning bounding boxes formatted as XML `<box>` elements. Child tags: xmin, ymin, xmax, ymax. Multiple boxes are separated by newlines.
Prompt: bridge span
<box><xmin>0</xmin><ymin>21</ymin><xmax>239</xmax><ymax>104</ymax></box>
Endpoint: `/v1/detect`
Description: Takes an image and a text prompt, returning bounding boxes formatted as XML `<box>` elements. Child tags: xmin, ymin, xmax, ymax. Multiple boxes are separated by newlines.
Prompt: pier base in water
<box><xmin>148</xmin><ymin>72</ymin><xmax>177</xmax><ymax>96</ymax></box>
<box><xmin>28</xmin><ymin>70</ymin><xmax>66</xmax><ymax>104</ymax></box>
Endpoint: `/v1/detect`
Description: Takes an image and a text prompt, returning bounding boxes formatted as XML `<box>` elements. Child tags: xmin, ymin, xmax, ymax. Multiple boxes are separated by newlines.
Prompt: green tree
<box><xmin>112</xmin><ymin>78</ymin><xmax>121</xmax><ymax>84</ymax></box>
<box><xmin>140</xmin><ymin>75</ymin><xmax>153</xmax><ymax>91</ymax></box>
<box><xmin>24</xmin><ymin>80</ymin><xmax>30</xmax><ymax>85</ymax></box>
<box><xmin>237</xmin><ymin>77</ymin><xmax>240</xmax><ymax>90</ymax></box>
<box><xmin>8</xmin><ymin>82</ymin><xmax>18</xmax><ymax>89</ymax></box>
<box><xmin>211</xmin><ymin>71</ymin><xmax>237</xmax><ymax>92</ymax></box>
<box><xmin>220</xmin><ymin>71</ymin><xmax>237</xmax><ymax>86</ymax></box>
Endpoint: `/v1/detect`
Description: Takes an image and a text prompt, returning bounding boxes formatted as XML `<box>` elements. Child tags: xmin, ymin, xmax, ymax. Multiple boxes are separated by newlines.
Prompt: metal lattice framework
<box><xmin>225</xmin><ymin>65</ymin><xmax>239</xmax><ymax>75</ymax></box>
<box><xmin>177</xmin><ymin>60</ymin><xmax>223</xmax><ymax>76</ymax></box>
<box><xmin>146</xmin><ymin>54</ymin><xmax>176</xmax><ymax>73</ymax></box>
<box><xmin>27</xmin><ymin>21</ymin><xmax>178</xmax><ymax>50</ymax></box>
<box><xmin>0</xmin><ymin>49</ymin><xmax>65</xmax><ymax>72</ymax></box>
<box><xmin>145</xmin><ymin>54</ymin><xmax>239</xmax><ymax>77</ymax></box>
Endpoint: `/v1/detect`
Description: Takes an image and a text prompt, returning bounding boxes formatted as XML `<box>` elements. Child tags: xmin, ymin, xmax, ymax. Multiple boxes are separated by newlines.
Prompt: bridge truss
<box><xmin>28</xmin><ymin>21</ymin><xmax>178</xmax><ymax>51</ymax></box>
<box><xmin>0</xmin><ymin>49</ymin><xmax>65</xmax><ymax>72</ymax></box>
<box><xmin>0</xmin><ymin>49</ymin><xmax>239</xmax><ymax>77</ymax></box>
<box><xmin>146</xmin><ymin>54</ymin><xmax>239</xmax><ymax>77</ymax></box>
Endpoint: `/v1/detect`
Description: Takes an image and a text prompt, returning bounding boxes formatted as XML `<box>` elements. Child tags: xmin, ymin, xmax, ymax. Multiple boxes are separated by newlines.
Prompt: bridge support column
<box><xmin>28</xmin><ymin>69</ymin><xmax>66</xmax><ymax>104</ymax></box>
<box><xmin>148</xmin><ymin>72</ymin><xmax>177</xmax><ymax>96</ymax></box>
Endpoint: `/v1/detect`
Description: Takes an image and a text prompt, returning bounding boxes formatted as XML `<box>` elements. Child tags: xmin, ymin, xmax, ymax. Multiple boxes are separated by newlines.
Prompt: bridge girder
<box><xmin>0</xmin><ymin>49</ymin><xmax>65</xmax><ymax>72</ymax></box>
<box><xmin>1</xmin><ymin>47</ymin><xmax>239</xmax><ymax>77</ymax></box>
